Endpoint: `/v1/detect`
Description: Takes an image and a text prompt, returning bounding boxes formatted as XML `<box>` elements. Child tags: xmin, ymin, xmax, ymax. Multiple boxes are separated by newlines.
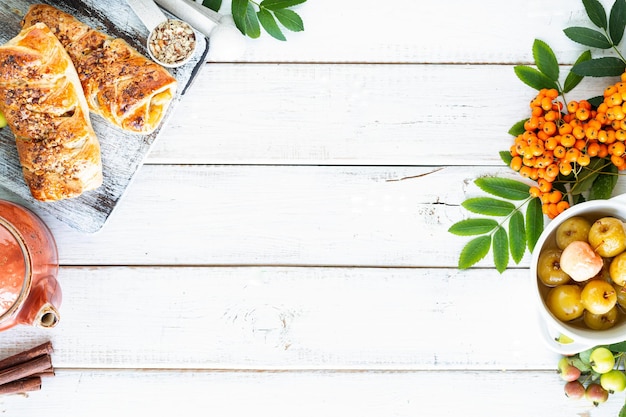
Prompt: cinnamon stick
<box><xmin>0</xmin><ymin>376</ymin><xmax>41</xmax><ymax>395</ymax></box>
<box><xmin>0</xmin><ymin>342</ymin><xmax>53</xmax><ymax>371</ymax></box>
<box><xmin>0</xmin><ymin>354</ymin><xmax>51</xmax><ymax>387</ymax></box>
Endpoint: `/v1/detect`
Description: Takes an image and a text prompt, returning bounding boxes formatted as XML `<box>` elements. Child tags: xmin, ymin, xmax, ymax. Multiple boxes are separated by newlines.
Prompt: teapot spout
<box><xmin>34</xmin><ymin>303</ymin><xmax>60</xmax><ymax>328</ymax></box>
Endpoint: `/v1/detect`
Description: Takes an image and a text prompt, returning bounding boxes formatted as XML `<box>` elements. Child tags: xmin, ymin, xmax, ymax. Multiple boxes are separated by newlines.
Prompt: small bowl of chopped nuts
<box><xmin>147</xmin><ymin>19</ymin><xmax>197</xmax><ymax>68</ymax></box>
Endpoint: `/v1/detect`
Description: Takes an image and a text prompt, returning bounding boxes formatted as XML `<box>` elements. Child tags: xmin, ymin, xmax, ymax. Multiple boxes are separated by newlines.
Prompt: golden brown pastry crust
<box><xmin>0</xmin><ymin>22</ymin><xmax>102</xmax><ymax>201</ymax></box>
<box><xmin>22</xmin><ymin>4</ymin><xmax>178</xmax><ymax>134</ymax></box>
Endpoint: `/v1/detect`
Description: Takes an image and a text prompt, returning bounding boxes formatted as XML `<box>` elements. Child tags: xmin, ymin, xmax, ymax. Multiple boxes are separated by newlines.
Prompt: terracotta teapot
<box><xmin>0</xmin><ymin>200</ymin><xmax>60</xmax><ymax>331</ymax></box>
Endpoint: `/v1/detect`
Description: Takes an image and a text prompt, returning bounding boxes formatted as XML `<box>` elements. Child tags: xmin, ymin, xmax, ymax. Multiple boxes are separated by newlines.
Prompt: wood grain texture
<box><xmin>0</xmin><ymin>266</ymin><xmax>555</xmax><ymax>370</ymax></box>
<box><xmin>0</xmin><ymin>369</ymin><xmax>619</xmax><ymax>417</ymax></box>
<box><xmin>2</xmin><ymin>164</ymin><xmax>621</xmax><ymax>268</ymax></box>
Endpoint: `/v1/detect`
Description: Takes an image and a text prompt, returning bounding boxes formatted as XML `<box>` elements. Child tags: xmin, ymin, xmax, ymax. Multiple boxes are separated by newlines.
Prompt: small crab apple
<box><xmin>558</xmin><ymin>357</ymin><xmax>582</xmax><ymax>382</ymax></box>
<box><xmin>586</xmin><ymin>383</ymin><xmax>609</xmax><ymax>406</ymax></box>
<box><xmin>581</xmin><ymin>280</ymin><xmax>617</xmax><ymax>315</ymax></box>
<box><xmin>589</xmin><ymin>347</ymin><xmax>616</xmax><ymax>374</ymax></box>
<box><xmin>600</xmin><ymin>369</ymin><xmax>626</xmax><ymax>393</ymax></box>
<box><xmin>560</xmin><ymin>241</ymin><xmax>604</xmax><ymax>282</ymax></box>
<box><xmin>588</xmin><ymin>217</ymin><xmax>626</xmax><ymax>258</ymax></box>
<box><xmin>564</xmin><ymin>380</ymin><xmax>586</xmax><ymax>400</ymax></box>
<box><xmin>556</xmin><ymin>216</ymin><xmax>592</xmax><ymax>250</ymax></box>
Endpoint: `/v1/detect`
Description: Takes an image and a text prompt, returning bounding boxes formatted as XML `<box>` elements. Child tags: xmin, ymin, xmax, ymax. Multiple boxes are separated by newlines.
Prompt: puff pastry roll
<box><xmin>22</xmin><ymin>4</ymin><xmax>178</xmax><ymax>134</ymax></box>
<box><xmin>0</xmin><ymin>22</ymin><xmax>102</xmax><ymax>201</ymax></box>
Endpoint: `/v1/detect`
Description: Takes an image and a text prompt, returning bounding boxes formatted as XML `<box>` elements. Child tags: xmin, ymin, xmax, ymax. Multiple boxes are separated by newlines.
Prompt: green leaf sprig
<box><xmin>449</xmin><ymin>177</ymin><xmax>542</xmax><ymax>273</ymax></box>
<box><xmin>218</xmin><ymin>0</ymin><xmax>306</xmax><ymax>41</ymax></box>
<box><xmin>565</xmin><ymin>0</ymin><xmax>626</xmax><ymax>76</ymax></box>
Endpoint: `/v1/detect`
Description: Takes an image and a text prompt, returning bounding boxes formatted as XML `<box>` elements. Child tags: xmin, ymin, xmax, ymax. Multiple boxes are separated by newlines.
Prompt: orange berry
<box><xmin>559</xmin><ymin>161</ymin><xmax>572</xmax><ymax>176</ymax></box>
<box><xmin>598</xmin><ymin>130</ymin><xmax>609</xmax><ymax>143</ymax></box>
<box><xmin>587</xmin><ymin>142</ymin><xmax>600</xmax><ymax>157</ymax></box>
<box><xmin>558</xmin><ymin>122</ymin><xmax>573</xmax><ymax>135</ymax></box>
<box><xmin>529</xmin><ymin>186</ymin><xmax>542</xmax><ymax>198</ymax></box>
<box><xmin>572</xmin><ymin>125</ymin><xmax>586</xmax><ymax>139</ymax></box>
<box><xmin>579</xmin><ymin>100</ymin><xmax>592</xmax><ymax>110</ymax></box>
<box><xmin>519</xmin><ymin>166</ymin><xmax>533</xmax><ymax>178</ymax></box>
<box><xmin>548</xmin><ymin>190</ymin><xmax>563</xmax><ymax>204</ymax></box>
<box><xmin>510</xmin><ymin>156</ymin><xmax>523</xmax><ymax>171</ymax></box>
<box><xmin>557</xmin><ymin>201</ymin><xmax>570</xmax><ymax>213</ymax></box>
<box><xmin>544</xmin><ymin>137</ymin><xmax>558</xmax><ymax>150</ymax></box>
<box><xmin>598</xmin><ymin>144</ymin><xmax>610</xmax><ymax>158</ymax></box>
<box><xmin>554</xmin><ymin>145</ymin><xmax>566</xmax><ymax>159</ymax></box>
<box><xmin>610</xmin><ymin>141</ymin><xmax>626</xmax><ymax>156</ymax></box>
<box><xmin>598</xmin><ymin>102</ymin><xmax>609</xmax><ymax>113</ymax></box>
<box><xmin>538</xmin><ymin>178</ymin><xmax>552</xmax><ymax>193</ymax></box>
<box><xmin>621</xmin><ymin>72</ymin><xmax>626</xmax><ymax>82</ymax></box>
<box><xmin>574</xmin><ymin>139</ymin><xmax>587</xmax><ymax>151</ymax></box>
<box><xmin>567</xmin><ymin>101</ymin><xmax>578</xmax><ymax>114</ymax></box>
<box><xmin>543</xmin><ymin>121</ymin><xmax>557</xmax><ymax>136</ymax></box>
<box><xmin>544</xmin><ymin>110</ymin><xmax>558</xmax><ymax>122</ymax></box>
<box><xmin>546</xmin><ymin>89</ymin><xmax>559</xmax><ymax>99</ymax></box>
<box><xmin>609</xmin><ymin>92</ymin><xmax>623</xmax><ymax>106</ymax></box>
<box><xmin>605</xmin><ymin>85</ymin><xmax>618</xmax><ymax>97</ymax></box>
<box><xmin>565</xmin><ymin>148</ymin><xmax>580</xmax><ymax>163</ymax></box>
<box><xmin>560</xmin><ymin>134</ymin><xmax>576</xmax><ymax>147</ymax></box>
<box><xmin>576</xmin><ymin>108</ymin><xmax>590</xmax><ymax>121</ymax></box>
<box><xmin>577</xmin><ymin>153</ymin><xmax>591</xmax><ymax>166</ymax></box>
<box><xmin>531</xmin><ymin>106</ymin><xmax>543</xmax><ymax>117</ymax></box>
<box><xmin>612</xmin><ymin>154</ymin><xmax>626</xmax><ymax>168</ymax></box>
<box><xmin>548</xmin><ymin>203</ymin><xmax>560</xmax><ymax>219</ymax></box>
<box><xmin>545</xmin><ymin>164</ymin><xmax>559</xmax><ymax>178</ymax></box>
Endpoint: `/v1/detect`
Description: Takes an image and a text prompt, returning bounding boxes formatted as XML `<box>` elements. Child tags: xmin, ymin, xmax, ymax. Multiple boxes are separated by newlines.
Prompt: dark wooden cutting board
<box><xmin>0</xmin><ymin>0</ymin><xmax>209</xmax><ymax>232</ymax></box>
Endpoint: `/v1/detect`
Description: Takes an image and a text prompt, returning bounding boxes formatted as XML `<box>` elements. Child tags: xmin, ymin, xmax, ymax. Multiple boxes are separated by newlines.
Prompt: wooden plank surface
<box><xmin>0</xmin><ymin>370</ymin><xmax>616</xmax><ymax>417</ymax></box>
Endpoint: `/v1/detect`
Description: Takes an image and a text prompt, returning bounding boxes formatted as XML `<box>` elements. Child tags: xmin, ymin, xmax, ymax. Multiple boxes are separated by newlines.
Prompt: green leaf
<box><xmin>570</xmin><ymin>157</ymin><xmax>606</xmax><ymax>195</ymax></box>
<box><xmin>563</xmin><ymin>27</ymin><xmax>612</xmax><ymax>48</ymax></box>
<box><xmin>514</xmin><ymin>65</ymin><xmax>559</xmax><ymax>91</ymax></box>
<box><xmin>583</xmin><ymin>0</ymin><xmax>608</xmax><ymax>29</ymax></box>
<box><xmin>448</xmin><ymin>218</ymin><xmax>498</xmax><ymax>236</ymax></box>
<box><xmin>257</xmin><ymin>8</ymin><xmax>286</xmax><ymax>40</ymax></box>
<box><xmin>525</xmin><ymin>198</ymin><xmax>544</xmax><ymax>253</ymax></box>
<box><xmin>260</xmin><ymin>0</ymin><xmax>306</xmax><ymax>10</ymax></box>
<box><xmin>499</xmin><ymin>151</ymin><xmax>513</xmax><ymax>166</ymax></box>
<box><xmin>572</xmin><ymin>56</ymin><xmax>626</xmax><ymax>77</ymax></box>
<box><xmin>493</xmin><ymin>226</ymin><xmax>509</xmax><ymax>273</ymax></box>
<box><xmin>474</xmin><ymin>177</ymin><xmax>531</xmax><ymax>200</ymax></box>
<box><xmin>587</xmin><ymin>94</ymin><xmax>605</xmax><ymax>107</ymax></box>
<box><xmin>245</xmin><ymin>3</ymin><xmax>261</xmax><ymax>38</ymax></box>
<box><xmin>619</xmin><ymin>403</ymin><xmax>626</xmax><ymax>417</ymax></box>
<box><xmin>533</xmin><ymin>39</ymin><xmax>559</xmax><ymax>81</ymax></box>
<box><xmin>563</xmin><ymin>50</ymin><xmax>592</xmax><ymax>93</ymax></box>
<box><xmin>589</xmin><ymin>163</ymin><xmax>618</xmax><ymax>200</ymax></box>
<box><xmin>610</xmin><ymin>0</ymin><xmax>626</xmax><ymax>44</ymax></box>
<box><xmin>608</xmin><ymin>341</ymin><xmax>626</xmax><ymax>352</ymax></box>
<box><xmin>508</xmin><ymin>211</ymin><xmax>526</xmax><ymax>264</ymax></box>
<box><xmin>462</xmin><ymin>197</ymin><xmax>515</xmax><ymax>216</ymax></box>
<box><xmin>508</xmin><ymin>119</ymin><xmax>527</xmax><ymax>136</ymax></box>
<box><xmin>232</xmin><ymin>0</ymin><xmax>249</xmax><ymax>34</ymax></box>
<box><xmin>458</xmin><ymin>236</ymin><xmax>491</xmax><ymax>270</ymax></box>
<box><xmin>202</xmin><ymin>0</ymin><xmax>222</xmax><ymax>12</ymax></box>
<box><xmin>274</xmin><ymin>8</ymin><xmax>304</xmax><ymax>32</ymax></box>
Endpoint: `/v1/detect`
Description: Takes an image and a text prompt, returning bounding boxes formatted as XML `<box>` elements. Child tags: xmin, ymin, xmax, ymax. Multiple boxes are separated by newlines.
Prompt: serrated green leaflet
<box><xmin>261</xmin><ymin>0</ymin><xmax>306</xmax><ymax>10</ymax></box>
<box><xmin>583</xmin><ymin>0</ymin><xmax>607</xmax><ymax>29</ymax></box>
<box><xmin>499</xmin><ymin>151</ymin><xmax>512</xmax><ymax>166</ymax></box>
<box><xmin>508</xmin><ymin>211</ymin><xmax>526</xmax><ymax>264</ymax></box>
<box><xmin>232</xmin><ymin>0</ymin><xmax>249</xmax><ymax>34</ymax></box>
<box><xmin>589</xmin><ymin>164</ymin><xmax>618</xmax><ymax>200</ymax></box>
<box><xmin>564</xmin><ymin>27</ymin><xmax>612</xmax><ymax>48</ymax></box>
<box><xmin>462</xmin><ymin>197</ymin><xmax>515</xmax><ymax>216</ymax></box>
<box><xmin>525</xmin><ymin>198</ymin><xmax>543</xmax><ymax>253</ymax></box>
<box><xmin>572</xmin><ymin>56</ymin><xmax>626</xmax><ymax>76</ymax></box>
<box><xmin>274</xmin><ymin>8</ymin><xmax>304</xmax><ymax>31</ymax></box>
<box><xmin>563</xmin><ymin>50</ymin><xmax>591</xmax><ymax>93</ymax></box>
<box><xmin>508</xmin><ymin>119</ymin><xmax>527</xmax><ymax>136</ymax></box>
<box><xmin>514</xmin><ymin>66</ymin><xmax>559</xmax><ymax>91</ymax></box>
<box><xmin>610</xmin><ymin>0</ymin><xmax>626</xmax><ymax>44</ymax></box>
<box><xmin>458</xmin><ymin>236</ymin><xmax>491</xmax><ymax>270</ymax></box>
<box><xmin>474</xmin><ymin>177</ymin><xmax>530</xmax><ymax>200</ymax></box>
<box><xmin>533</xmin><ymin>39</ymin><xmax>559</xmax><ymax>81</ymax></box>
<box><xmin>448</xmin><ymin>219</ymin><xmax>498</xmax><ymax>236</ymax></box>
<box><xmin>569</xmin><ymin>157</ymin><xmax>606</xmax><ymax>195</ymax></box>
<box><xmin>257</xmin><ymin>8</ymin><xmax>286</xmax><ymax>40</ymax></box>
<box><xmin>245</xmin><ymin>3</ymin><xmax>261</xmax><ymax>38</ymax></box>
<box><xmin>493</xmin><ymin>226</ymin><xmax>509</xmax><ymax>273</ymax></box>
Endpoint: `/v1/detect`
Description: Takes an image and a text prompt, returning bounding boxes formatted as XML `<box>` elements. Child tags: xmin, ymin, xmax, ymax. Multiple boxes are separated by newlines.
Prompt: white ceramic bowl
<box><xmin>531</xmin><ymin>193</ymin><xmax>626</xmax><ymax>354</ymax></box>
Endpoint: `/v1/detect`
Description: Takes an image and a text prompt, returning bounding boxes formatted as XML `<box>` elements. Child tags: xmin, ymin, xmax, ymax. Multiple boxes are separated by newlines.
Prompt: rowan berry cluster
<box><xmin>510</xmin><ymin>73</ymin><xmax>626</xmax><ymax>219</ymax></box>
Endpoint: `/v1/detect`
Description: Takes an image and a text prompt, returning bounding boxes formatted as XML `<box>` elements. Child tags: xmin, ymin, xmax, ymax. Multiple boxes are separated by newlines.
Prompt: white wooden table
<box><xmin>0</xmin><ymin>0</ymin><xmax>624</xmax><ymax>415</ymax></box>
